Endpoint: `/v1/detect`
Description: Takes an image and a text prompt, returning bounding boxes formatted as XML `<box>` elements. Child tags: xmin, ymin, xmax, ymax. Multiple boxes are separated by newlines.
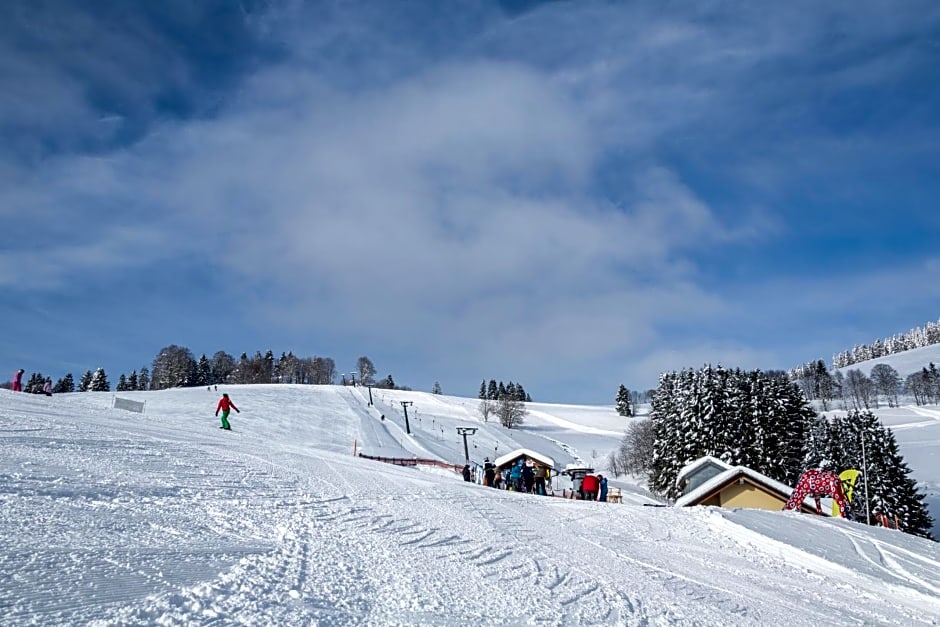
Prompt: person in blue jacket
<box><xmin>598</xmin><ymin>474</ymin><xmax>609</xmax><ymax>502</ymax></box>
<box><xmin>509</xmin><ymin>459</ymin><xmax>523</xmax><ymax>491</ymax></box>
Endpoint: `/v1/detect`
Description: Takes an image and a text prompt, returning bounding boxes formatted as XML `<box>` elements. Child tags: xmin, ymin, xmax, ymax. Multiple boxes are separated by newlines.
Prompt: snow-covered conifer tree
<box><xmin>849</xmin><ymin>410</ymin><xmax>934</xmax><ymax>538</ymax></box>
<box><xmin>90</xmin><ymin>368</ymin><xmax>110</xmax><ymax>392</ymax></box>
<box><xmin>615</xmin><ymin>384</ymin><xmax>633</xmax><ymax>417</ymax></box>
<box><xmin>53</xmin><ymin>373</ymin><xmax>75</xmax><ymax>394</ymax></box>
<box><xmin>196</xmin><ymin>355</ymin><xmax>212</xmax><ymax>387</ymax></box>
<box><xmin>137</xmin><ymin>367</ymin><xmax>150</xmax><ymax>391</ymax></box>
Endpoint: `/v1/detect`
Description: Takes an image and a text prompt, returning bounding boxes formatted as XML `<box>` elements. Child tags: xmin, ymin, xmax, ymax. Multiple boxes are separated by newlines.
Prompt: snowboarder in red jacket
<box><xmin>215</xmin><ymin>393</ymin><xmax>239</xmax><ymax>430</ymax></box>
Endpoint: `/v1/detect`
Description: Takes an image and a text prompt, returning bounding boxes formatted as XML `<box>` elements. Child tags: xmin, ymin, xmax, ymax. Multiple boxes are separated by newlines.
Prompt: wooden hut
<box><xmin>493</xmin><ymin>448</ymin><xmax>556</xmax><ymax>475</ymax></box>
<box><xmin>674</xmin><ymin>456</ymin><xmax>820</xmax><ymax>514</ymax></box>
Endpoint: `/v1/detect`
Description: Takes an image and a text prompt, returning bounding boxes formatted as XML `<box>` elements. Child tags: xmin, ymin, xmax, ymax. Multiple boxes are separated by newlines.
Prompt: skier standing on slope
<box><xmin>215</xmin><ymin>392</ymin><xmax>240</xmax><ymax>430</ymax></box>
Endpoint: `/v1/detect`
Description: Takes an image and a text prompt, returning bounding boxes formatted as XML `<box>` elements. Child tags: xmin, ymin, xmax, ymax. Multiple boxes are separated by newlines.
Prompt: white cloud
<box><xmin>4</xmin><ymin>0</ymin><xmax>939</xmax><ymax>399</ymax></box>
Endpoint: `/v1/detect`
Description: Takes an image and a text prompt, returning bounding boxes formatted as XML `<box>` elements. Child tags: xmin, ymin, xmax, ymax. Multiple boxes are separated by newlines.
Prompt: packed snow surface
<box><xmin>1</xmin><ymin>385</ymin><xmax>939</xmax><ymax>626</ymax></box>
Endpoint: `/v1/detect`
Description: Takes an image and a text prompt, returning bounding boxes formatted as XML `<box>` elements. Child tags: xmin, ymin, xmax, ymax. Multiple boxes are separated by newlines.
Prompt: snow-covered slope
<box><xmin>835</xmin><ymin>342</ymin><xmax>940</xmax><ymax>379</ymax></box>
<box><xmin>829</xmin><ymin>344</ymin><xmax>940</xmax><ymax>538</ymax></box>
<box><xmin>1</xmin><ymin>386</ymin><xmax>939</xmax><ymax>625</ymax></box>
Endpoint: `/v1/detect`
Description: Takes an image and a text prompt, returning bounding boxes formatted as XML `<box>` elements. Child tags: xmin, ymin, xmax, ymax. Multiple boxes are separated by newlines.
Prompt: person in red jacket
<box><xmin>581</xmin><ymin>474</ymin><xmax>599</xmax><ymax>501</ymax></box>
<box><xmin>215</xmin><ymin>393</ymin><xmax>240</xmax><ymax>430</ymax></box>
<box><xmin>12</xmin><ymin>369</ymin><xmax>25</xmax><ymax>392</ymax></box>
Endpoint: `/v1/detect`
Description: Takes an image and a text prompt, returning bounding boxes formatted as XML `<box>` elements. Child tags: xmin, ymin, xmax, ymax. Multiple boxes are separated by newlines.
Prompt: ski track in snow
<box><xmin>2</xmin><ymin>387</ymin><xmax>940</xmax><ymax>626</ymax></box>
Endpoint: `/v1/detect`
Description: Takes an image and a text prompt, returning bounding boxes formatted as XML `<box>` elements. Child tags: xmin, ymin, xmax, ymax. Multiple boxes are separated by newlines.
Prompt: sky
<box><xmin>2</xmin><ymin>383</ymin><xmax>939</xmax><ymax>625</ymax></box>
<box><xmin>2</xmin><ymin>0</ymin><xmax>940</xmax><ymax>404</ymax></box>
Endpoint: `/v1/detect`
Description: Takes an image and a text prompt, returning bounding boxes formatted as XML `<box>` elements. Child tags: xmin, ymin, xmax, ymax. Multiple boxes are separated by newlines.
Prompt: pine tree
<box><xmin>767</xmin><ymin>372</ymin><xmax>816</xmax><ymax>485</ymax></box>
<box><xmin>478</xmin><ymin>380</ymin><xmax>487</xmax><ymax>399</ymax></box>
<box><xmin>515</xmin><ymin>383</ymin><xmax>527</xmax><ymax>402</ymax></box>
<box><xmin>127</xmin><ymin>370</ymin><xmax>138</xmax><ymax>391</ymax></box>
<box><xmin>929</xmin><ymin>363</ymin><xmax>940</xmax><ymax>404</ymax></box>
<box><xmin>25</xmin><ymin>372</ymin><xmax>43</xmax><ymax>393</ymax></box>
<box><xmin>487</xmin><ymin>380</ymin><xmax>498</xmax><ymax>400</ymax></box>
<box><xmin>262</xmin><ymin>350</ymin><xmax>275</xmax><ymax>383</ymax></box>
<box><xmin>649</xmin><ymin>370</ymin><xmax>688</xmax><ymax>498</ymax></box>
<box><xmin>78</xmin><ymin>370</ymin><xmax>93</xmax><ymax>392</ymax></box>
<box><xmin>137</xmin><ymin>367</ymin><xmax>150</xmax><ymax>391</ymax></box>
<box><xmin>53</xmin><ymin>373</ymin><xmax>75</xmax><ymax>394</ymax></box>
<box><xmin>196</xmin><ymin>354</ymin><xmax>212</xmax><ymax>387</ymax></box>
<box><xmin>274</xmin><ymin>352</ymin><xmax>287</xmax><ymax>383</ymax></box>
<box><xmin>615</xmin><ymin>384</ymin><xmax>633</xmax><ymax>417</ymax></box>
<box><xmin>698</xmin><ymin>365</ymin><xmax>735</xmax><ymax>465</ymax></box>
<box><xmin>432</xmin><ymin>381</ymin><xmax>442</xmax><ymax>395</ymax></box>
<box><xmin>849</xmin><ymin>410</ymin><xmax>934</xmax><ymax>538</ymax></box>
<box><xmin>116</xmin><ymin>374</ymin><xmax>128</xmax><ymax>391</ymax></box>
<box><xmin>90</xmin><ymin>368</ymin><xmax>110</xmax><ymax>392</ymax></box>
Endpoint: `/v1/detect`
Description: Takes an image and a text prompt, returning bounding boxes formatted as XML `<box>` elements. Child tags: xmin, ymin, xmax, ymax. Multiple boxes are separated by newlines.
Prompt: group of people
<box><xmin>577</xmin><ymin>473</ymin><xmax>609</xmax><ymax>502</ymax></box>
<box><xmin>473</xmin><ymin>458</ymin><xmax>552</xmax><ymax>495</ymax></box>
<box><xmin>461</xmin><ymin>457</ymin><xmax>614</xmax><ymax>502</ymax></box>
<box><xmin>10</xmin><ymin>369</ymin><xmax>52</xmax><ymax>396</ymax></box>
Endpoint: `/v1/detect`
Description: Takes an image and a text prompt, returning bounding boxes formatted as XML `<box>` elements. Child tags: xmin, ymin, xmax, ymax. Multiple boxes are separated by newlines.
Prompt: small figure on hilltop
<box><xmin>12</xmin><ymin>369</ymin><xmax>24</xmax><ymax>392</ymax></box>
<box><xmin>215</xmin><ymin>392</ymin><xmax>240</xmax><ymax>430</ymax></box>
<box><xmin>42</xmin><ymin>378</ymin><xmax>52</xmax><ymax>397</ymax></box>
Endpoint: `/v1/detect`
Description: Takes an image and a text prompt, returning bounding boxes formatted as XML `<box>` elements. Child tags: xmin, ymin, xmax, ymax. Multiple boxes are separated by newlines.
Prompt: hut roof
<box><xmin>493</xmin><ymin>448</ymin><xmax>555</xmax><ymax>469</ymax></box>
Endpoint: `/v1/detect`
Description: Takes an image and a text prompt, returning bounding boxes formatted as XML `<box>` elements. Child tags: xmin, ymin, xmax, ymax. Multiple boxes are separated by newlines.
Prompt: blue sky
<box><xmin>2</xmin><ymin>0</ymin><xmax>940</xmax><ymax>403</ymax></box>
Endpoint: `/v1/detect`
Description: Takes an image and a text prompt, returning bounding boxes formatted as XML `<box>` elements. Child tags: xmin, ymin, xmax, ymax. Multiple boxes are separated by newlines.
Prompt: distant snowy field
<box><xmin>1</xmin><ymin>385</ymin><xmax>939</xmax><ymax>625</ymax></box>
<box><xmin>832</xmin><ymin>343</ymin><xmax>940</xmax><ymax>536</ymax></box>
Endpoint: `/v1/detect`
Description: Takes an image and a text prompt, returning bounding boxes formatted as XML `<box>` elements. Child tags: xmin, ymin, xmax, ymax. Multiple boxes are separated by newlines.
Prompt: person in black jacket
<box><xmin>462</xmin><ymin>464</ymin><xmax>472</xmax><ymax>482</ymax></box>
<box><xmin>522</xmin><ymin>462</ymin><xmax>535</xmax><ymax>493</ymax></box>
<box><xmin>483</xmin><ymin>458</ymin><xmax>496</xmax><ymax>487</ymax></box>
